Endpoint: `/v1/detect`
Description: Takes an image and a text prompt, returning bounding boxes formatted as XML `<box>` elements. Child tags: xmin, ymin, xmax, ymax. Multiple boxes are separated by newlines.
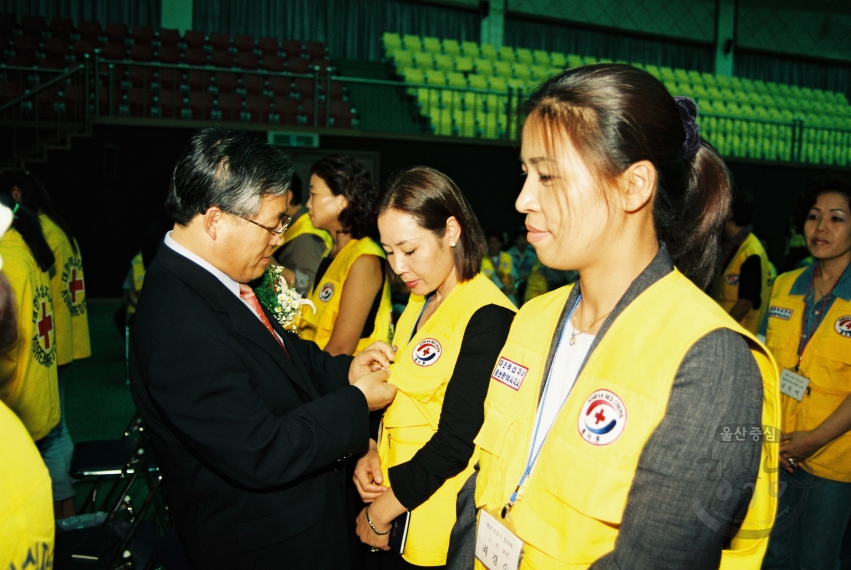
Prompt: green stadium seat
<box><xmin>494</xmin><ymin>61</ymin><xmax>512</xmax><ymax>77</ymax></box>
<box><xmin>715</xmin><ymin>75</ymin><xmax>731</xmax><ymax>89</ymax></box>
<box><xmin>729</xmin><ymin>76</ymin><xmax>743</xmax><ymax>90</ymax></box>
<box><xmin>582</xmin><ymin>55</ymin><xmax>598</xmax><ymax>65</ymax></box>
<box><xmin>533</xmin><ymin>50</ymin><xmax>550</xmax><ymax>66</ymax></box>
<box><xmin>687</xmin><ymin>70</ymin><xmax>702</xmax><ymax>84</ymax></box>
<box><xmin>446</xmin><ymin>71</ymin><xmax>467</xmax><ymax>89</ymax></box>
<box><xmin>443</xmin><ymin>39</ymin><xmax>461</xmax><ymax>56</ymax></box>
<box><xmin>392</xmin><ymin>50</ymin><xmax>414</xmax><ymax>70</ymax></box>
<box><xmin>489</xmin><ymin>76</ymin><xmax>509</xmax><ymax>92</ymax></box>
<box><xmin>414</xmin><ymin>51</ymin><xmax>434</xmax><ymax>69</ymax></box>
<box><xmin>403</xmin><ymin>34</ymin><xmax>422</xmax><ymax>52</ymax></box>
<box><xmin>567</xmin><ymin>55</ymin><xmax>583</xmax><ymax>68</ymax></box>
<box><xmin>461</xmin><ymin>41</ymin><xmax>479</xmax><ymax>59</ymax></box>
<box><xmin>674</xmin><ymin>68</ymin><xmax>689</xmax><ymax>83</ymax></box>
<box><xmin>455</xmin><ymin>55</ymin><xmax>474</xmax><ymax>73</ymax></box>
<box><xmin>644</xmin><ymin>65</ymin><xmax>661</xmax><ymax>79</ymax></box>
<box><xmin>480</xmin><ymin>43</ymin><xmax>498</xmax><ymax>61</ymax></box>
<box><xmin>474</xmin><ymin>58</ymin><xmax>494</xmax><ymax>76</ymax></box>
<box><xmin>516</xmin><ymin>48</ymin><xmax>533</xmax><ymax>65</ymax></box>
<box><xmin>530</xmin><ymin>65</ymin><xmax>550</xmax><ymax>82</ymax></box>
<box><xmin>513</xmin><ymin>63</ymin><xmax>531</xmax><ymax>82</ymax></box>
<box><xmin>550</xmin><ymin>52</ymin><xmax>566</xmax><ymax>68</ymax></box>
<box><xmin>425</xmin><ymin>69</ymin><xmax>447</xmax><ymax>86</ymax></box>
<box><xmin>701</xmin><ymin>72</ymin><xmax>716</xmax><ymax>86</ymax></box>
<box><xmin>548</xmin><ymin>66</ymin><xmax>563</xmax><ymax>78</ymax></box>
<box><xmin>422</xmin><ymin>36</ymin><xmax>442</xmax><ymax>54</ymax></box>
<box><xmin>428</xmin><ymin>107</ymin><xmax>453</xmax><ymax>136</ymax></box>
<box><xmin>597</xmin><ymin>57</ymin><xmax>613</xmax><ymax>64</ymax></box>
<box><xmin>498</xmin><ymin>45</ymin><xmax>515</xmax><ymax>61</ymax></box>
<box><xmin>434</xmin><ymin>53</ymin><xmax>454</xmax><ymax>72</ymax></box>
<box><xmin>453</xmin><ymin>108</ymin><xmax>477</xmax><ymax>137</ymax></box>
<box><xmin>383</xmin><ymin>33</ymin><xmax>402</xmax><ymax>52</ymax></box>
<box><xmin>402</xmin><ymin>67</ymin><xmax>424</xmax><ymax>84</ymax></box>
<box><xmin>659</xmin><ymin>67</ymin><xmax>675</xmax><ymax>81</ymax></box>
<box><xmin>468</xmin><ymin>74</ymin><xmax>488</xmax><ymax>90</ymax></box>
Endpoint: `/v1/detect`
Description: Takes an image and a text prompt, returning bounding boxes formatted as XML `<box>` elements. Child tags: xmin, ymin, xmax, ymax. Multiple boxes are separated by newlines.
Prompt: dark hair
<box><xmin>793</xmin><ymin>178</ymin><xmax>851</xmax><ymax>233</ymax></box>
<box><xmin>0</xmin><ymin>271</ymin><xmax>16</xmax><ymax>347</ymax></box>
<box><xmin>0</xmin><ymin>192</ymin><xmax>55</xmax><ymax>272</ymax></box>
<box><xmin>730</xmin><ymin>192</ymin><xmax>755</xmax><ymax>227</ymax></box>
<box><xmin>288</xmin><ymin>172</ymin><xmax>303</xmax><ymax>206</ymax></box>
<box><xmin>0</xmin><ymin>168</ymin><xmax>77</xmax><ymax>253</ymax></box>
<box><xmin>378</xmin><ymin>167</ymin><xmax>485</xmax><ymax>281</ymax></box>
<box><xmin>165</xmin><ymin>127</ymin><xmax>294</xmax><ymax>225</ymax></box>
<box><xmin>522</xmin><ymin>64</ymin><xmax>731</xmax><ymax>289</ymax></box>
<box><xmin>310</xmin><ymin>155</ymin><xmax>377</xmax><ymax>240</ymax></box>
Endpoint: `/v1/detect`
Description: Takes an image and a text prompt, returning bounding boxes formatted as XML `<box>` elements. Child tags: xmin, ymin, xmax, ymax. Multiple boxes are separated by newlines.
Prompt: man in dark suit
<box><xmin>130</xmin><ymin>128</ymin><xmax>396</xmax><ymax>569</ymax></box>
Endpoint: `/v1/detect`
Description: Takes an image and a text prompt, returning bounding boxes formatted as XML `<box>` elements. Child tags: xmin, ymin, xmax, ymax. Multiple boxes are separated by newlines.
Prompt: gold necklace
<box><xmin>569</xmin><ymin>305</ymin><xmax>612</xmax><ymax>346</ymax></box>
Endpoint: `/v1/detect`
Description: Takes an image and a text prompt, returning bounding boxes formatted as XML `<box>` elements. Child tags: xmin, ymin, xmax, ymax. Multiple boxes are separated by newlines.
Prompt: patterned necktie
<box><xmin>239</xmin><ymin>284</ymin><xmax>289</xmax><ymax>357</ymax></box>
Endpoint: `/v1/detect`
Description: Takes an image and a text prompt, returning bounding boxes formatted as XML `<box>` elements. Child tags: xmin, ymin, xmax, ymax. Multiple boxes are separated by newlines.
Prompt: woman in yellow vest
<box><xmin>4</xmin><ymin>168</ymin><xmax>90</xmax><ymax>519</ymax></box>
<box><xmin>299</xmin><ymin>155</ymin><xmax>393</xmax><ymax>356</ymax></box>
<box><xmin>481</xmin><ymin>231</ymin><xmax>517</xmax><ymax>305</ymax></box>
<box><xmin>352</xmin><ymin>167</ymin><xmax>516</xmax><ymax>568</ymax></box>
<box><xmin>0</xmin><ymin>203</ymin><xmax>54</xmax><ymax>566</ymax></box>
<box><xmin>760</xmin><ymin>180</ymin><xmax>851</xmax><ymax>570</ymax></box>
<box><xmin>0</xmin><ymin>195</ymin><xmax>63</xmax><ymax>517</ymax></box>
<box><xmin>464</xmin><ymin>65</ymin><xmax>779</xmax><ymax>570</ymax></box>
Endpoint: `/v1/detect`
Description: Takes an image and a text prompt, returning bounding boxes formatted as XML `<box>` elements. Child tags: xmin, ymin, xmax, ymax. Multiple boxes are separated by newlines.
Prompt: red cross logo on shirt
<box><xmin>69</xmin><ymin>269</ymin><xmax>84</xmax><ymax>303</ymax></box>
<box><xmin>421</xmin><ymin>347</ymin><xmax>431</xmax><ymax>356</ymax></box>
<box><xmin>38</xmin><ymin>302</ymin><xmax>52</xmax><ymax>350</ymax></box>
<box><xmin>594</xmin><ymin>409</ymin><xmax>607</xmax><ymax>425</ymax></box>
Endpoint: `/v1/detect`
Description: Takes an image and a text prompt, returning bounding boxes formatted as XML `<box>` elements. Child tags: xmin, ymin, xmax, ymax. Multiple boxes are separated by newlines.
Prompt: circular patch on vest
<box><xmin>319</xmin><ymin>283</ymin><xmax>334</xmax><ymax>303</ymax></box>
<box><xmin>412</xmin><ymin>338</ymin><xmax>442</xmax><ymax>366</ymax></box>
<box><xmin>32</xmin><ymin>284</ymin><xmax>56</xmax><ymax>367</ymax></box>
<box><xmin>725</xmin><ymin>273</ymin><xmax>740</xmax><ymax>285</ymax></box>
<box><xmin>577</xmin><ymin>389</ymin><xmax>627</xmax><ymax>446</ymax></box>
<box><xmin>835</xmin><ymin>316</ymin><xmax>851</xmax><ymax>338</ymax></box>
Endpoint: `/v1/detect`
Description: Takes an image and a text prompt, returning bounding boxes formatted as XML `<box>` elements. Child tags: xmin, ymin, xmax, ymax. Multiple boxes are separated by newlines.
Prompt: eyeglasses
<box><xmin>232</xmin><ymin>213</ymin><xmax>292</xmax><ymax>237</ymax></box>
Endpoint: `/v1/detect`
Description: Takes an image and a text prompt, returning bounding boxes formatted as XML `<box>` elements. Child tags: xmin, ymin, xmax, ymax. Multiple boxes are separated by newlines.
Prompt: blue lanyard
<box><xmin>502</xmin><ymin>295</ymin><xmax>582</xmax><ymax>518</ymax></box>
<box><xmin>408</xmin><ymin>295</ymin><xmax>431</xmax><ymax>345</ymax></box>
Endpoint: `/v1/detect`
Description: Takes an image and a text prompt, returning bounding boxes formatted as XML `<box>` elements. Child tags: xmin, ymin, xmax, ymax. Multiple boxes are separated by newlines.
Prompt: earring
<box><xmin>450</xmin><ymin>242</ymin><xmax>456</xmax><ymax>248</ymax></box>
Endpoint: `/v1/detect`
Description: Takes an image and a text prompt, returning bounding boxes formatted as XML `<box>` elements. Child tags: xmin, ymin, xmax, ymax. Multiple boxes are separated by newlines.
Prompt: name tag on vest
<box><xmin>780</xmin><ymin>369</ymin><xmax>810</xmax><ymax>402</ymax></box>
<box><xmin>491</xmin><ymin>357</ymin><xmax>528</xmax><ymax>391</ymax></box>
<box><xmin>476</xmin><ymin>510</ymin><xmax>522</xmax><ymax>570</ymax></box>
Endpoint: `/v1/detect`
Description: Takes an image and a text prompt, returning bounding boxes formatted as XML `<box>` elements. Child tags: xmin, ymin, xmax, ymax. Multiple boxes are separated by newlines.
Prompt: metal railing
<box><xmin>0</xmin><ymin>60</ymin><xmax>89</xmax><ymax>164</ymax></box>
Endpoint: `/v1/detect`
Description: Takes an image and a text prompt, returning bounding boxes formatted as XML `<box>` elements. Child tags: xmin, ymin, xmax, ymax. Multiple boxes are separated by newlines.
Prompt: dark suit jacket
<box><xmin>130</xmin><ymin>244</ymin><xmax>369</xmax><ymax>570</ymax></box>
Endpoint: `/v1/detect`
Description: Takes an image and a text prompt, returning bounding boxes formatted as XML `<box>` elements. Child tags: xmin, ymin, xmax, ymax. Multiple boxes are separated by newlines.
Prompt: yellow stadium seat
<box><xmin>474</xmin><ymin>58</ymin><xmax>494</xmax><ymax>76</ymax></box>
<box><xmin>494</xmin><ymin>61</ymin><xmax>512</xmax><ymax>77</ymax></box>
<box><xmin>403</xmin><ymin>34</ymin><xmax>422</xmax><ymax>52</ymax></box>
<box><xmin>414</xmin><ymin>51</ymin><xmax>434</xmax><ymax>69</ymax></box>
<box><xmin>383</xmin><ymin>33</ymin><xmax>402</xmax><ymax>52</ymax></box>
<box><xmin>434</xmin><ymin>54</ymin><xmax>454</xmax><ymax>72</ymax></box>
<box><xmin>422</xmin><ymin>36</ymin><xmax>442</xmax><ymax>54</ymax></box>
<box><xmin>516</xmin><ymin>48</ymin><xmax>533</xmax><ymax>65</ymax></box>
<box><xmin>480</xmin><ymin>43</ymin><xmax>498</xmax><ymax>61</ymax></box>
<box><xmin>443</xmin><ymin>39</ymin><xmax>461</xmax><ymax>56</ymax></box>
<box><xmin>499</xmin><ymin>45</ymin><xmax>515</xmax><ymax>61</ymax></box>
<box><xmin>461</xmin><ymin>41</ymin><xmax>479</xmax><ymax>59</ymax></box>
<box><xmin>425</xmin><ymin>69</ymin><xmax>447</xmax><ymax>86</ymax></box>
<box><xmin>402</xmin><ymin>67</ymin><xmax>424</xmax><ymax>84</ymax></box>
<box><xmin>533</xmin><ymin>50</ymin><xmax>550</xmax><ymax>66</ymax></box>
<box><xmin>455</xmin><ymin>55</ymin><xmax>474</xmax><ymax>73</ymax></box>
<box><xmin>550</xmin><ymin>52</ymin><xmax>566</xmax><ymax>68</ymax></box>
<box><xmin>446</xmin><ymin>71</ymin><xmax>467</xmax><ymax>88</ymax></box>
<box><xmin>567</xmin><ymin>55</ymin><xmax>583</xmax><ymax>68</ymax></box>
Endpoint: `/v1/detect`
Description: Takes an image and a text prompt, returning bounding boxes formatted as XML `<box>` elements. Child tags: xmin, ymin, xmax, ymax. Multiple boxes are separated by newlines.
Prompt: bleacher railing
<box><xmin>0</xmin><ymin>60</ymin><xmax>89</xmax><ymax>164</ymax></box>
<box><xmin>2</xmin><ymin>58</ymin><xmax>850</xmax><ymax>167</ymax></box>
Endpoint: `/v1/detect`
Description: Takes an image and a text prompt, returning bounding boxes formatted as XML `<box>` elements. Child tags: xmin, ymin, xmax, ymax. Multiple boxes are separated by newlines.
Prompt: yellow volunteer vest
<box><xmin>717</xmin><ymin>233</ymin><xmax>773</xmax><ymax>334</ymax></box>
<box><xmin>39</xmin><ymin>214</ymin><xmax>91</xmax><ymax>363</ymax></box>
<box><xmin>299</xmin><ymin>237</ymin><xmax>393</xmax><ymax>355</ymax></box>
<box><xmin>481</xmin><ymin>251</ymin><xmax>513</xmax><ymax>287</ymax></box>
<box><xmin>379</xmin><ymin>274</ymin><xmax>515</xmax><ymax>566</ymax></box>
<box><xmin>127</xmin><ymin>251</ymin><xmax>146</xmax><ymax>317</ymax></box>
<box><xmin>282</xmin><ymin>210</ymin><xmax>333</xmax><ymax>253</ymax></box>
<box><xmin>765</xmin><ymin>268</ymin><xmax>851</xmax><ymax>482</ymax></box>
<box><xmin>0</xmin><ymin>399</ymin><xmax>54</xmax><ymax>568</ymax></box>
<box><xmin>523</xmin><ymin>262</ymin><xmax>548</xmax><ymax>303</ymax></box>
<box><xmin>0</xmin><ymin>230</ymin><xmax>60</xmax><ymax>441</ymax></box>
<box><xmin>475</xmin><ymin>270</ymin><xmax>780</xmax><ymax>570</ymax></box>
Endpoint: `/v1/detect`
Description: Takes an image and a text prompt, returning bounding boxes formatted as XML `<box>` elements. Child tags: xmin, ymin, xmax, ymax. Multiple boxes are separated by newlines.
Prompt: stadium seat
<box><xmin>422</xmin><ymin>36</ymin><xmax>441</xmax><ymax>54</ymax></box>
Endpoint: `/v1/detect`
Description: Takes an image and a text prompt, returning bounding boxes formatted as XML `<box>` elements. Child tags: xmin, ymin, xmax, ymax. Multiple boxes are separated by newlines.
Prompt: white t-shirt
<box><xmin>530</xmin><ymin>322</ymin><xmax>594</xmax><ymax>461</ymax></box>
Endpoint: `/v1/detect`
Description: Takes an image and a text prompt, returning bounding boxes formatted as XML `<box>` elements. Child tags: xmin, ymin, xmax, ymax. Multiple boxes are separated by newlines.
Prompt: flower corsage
<box><xmin>254</xmin><ymin>265</ymin><xmax>315</xmax><ymax>328</ymax></box>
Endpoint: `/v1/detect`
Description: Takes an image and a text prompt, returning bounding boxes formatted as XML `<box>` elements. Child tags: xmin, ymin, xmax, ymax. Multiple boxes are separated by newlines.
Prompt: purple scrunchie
<box><xmin>673</xmin><ymin>96</ymin><xmax>701</xmax><ymax>161</ymax></box>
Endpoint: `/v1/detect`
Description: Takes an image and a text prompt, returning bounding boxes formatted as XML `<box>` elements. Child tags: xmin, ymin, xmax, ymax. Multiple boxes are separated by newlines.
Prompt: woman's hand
<box><xmin>355</xmin><ymin>506</ymin><xmax>391</xmax><ymax>550</ymax></box>
<box><xmin>353</xmin><ymin>441</ymin><xmax>388</xmax><ymax>502</ymax></box>
<box><xmin>780</xmin><ymin>430</ymin><xmax>822</xmax><ymax>473</ymax></box>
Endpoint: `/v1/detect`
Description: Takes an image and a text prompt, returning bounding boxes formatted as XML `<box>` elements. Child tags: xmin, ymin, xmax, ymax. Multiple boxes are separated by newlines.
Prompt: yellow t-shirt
<box><xmin>39</xmin><ymin>214</ymin><xmax>91</xmax><ymax>362</ymax></box>
<box><xmin>0</xmin><ymin>230</ymin><xmax>60</xmax><ymax>441</ymax></box>
<box><xmin>0</xmin><ymin>399</ymin><xmax>54</xmax><ymax>567</ymax></box>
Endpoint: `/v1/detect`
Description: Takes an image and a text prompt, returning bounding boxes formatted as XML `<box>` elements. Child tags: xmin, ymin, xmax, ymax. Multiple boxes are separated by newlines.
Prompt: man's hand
<box><xmin>352</xmin><ymin>369</ymin><xmax>397</xmax><ymax>411</ymax></box>
<box><xmin>349</xmin><ymin>341</ymin><xmax>396</xmax><ymax>383</ymax></box>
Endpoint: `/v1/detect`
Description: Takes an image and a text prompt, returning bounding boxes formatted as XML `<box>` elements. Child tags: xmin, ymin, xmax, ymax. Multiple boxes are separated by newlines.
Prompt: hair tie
<box><xmin>673</xmin><ymin>96</ymin><xmax>701</xmax><ymax>160</ymax></box>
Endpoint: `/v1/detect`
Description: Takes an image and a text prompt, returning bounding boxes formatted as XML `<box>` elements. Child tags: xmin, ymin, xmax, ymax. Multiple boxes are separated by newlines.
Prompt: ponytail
<box><xmin>0</xmin><ymin>187</ymin><xmax>55</xmax><ymax>272</ymax></box>
<box><xmin>0</xmin><ymin>168</ymin><xmax>77</xmax><ymax>253</ymax></box>
<box><xmin>523</xmin><ymin>64</ymin><xmax>731</xmax><ymax>288</ymax></box>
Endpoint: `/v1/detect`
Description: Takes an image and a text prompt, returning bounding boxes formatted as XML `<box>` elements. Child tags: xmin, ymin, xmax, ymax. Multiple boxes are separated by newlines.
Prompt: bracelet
<box><xmin>365</xmin><ymin>506</ymin><xmax>390</xmax><ymax>536</ymax></box>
